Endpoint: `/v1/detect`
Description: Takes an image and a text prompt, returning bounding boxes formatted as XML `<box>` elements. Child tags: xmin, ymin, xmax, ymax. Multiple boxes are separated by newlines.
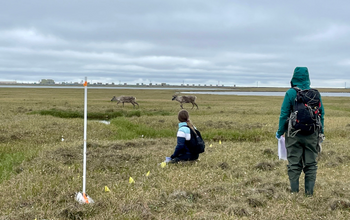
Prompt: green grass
<box><xmin>110</xmin><ymin>117</ymin><xmax>174</xmax><ymax>140</ymax></box>
<box><xmin>31</xmin><ymin>108</ymin><xmax>273</xmax><ymax>142</ymax></box>
<box><xmin>0</xmin><ymin>87</ymin><xmax>350</xmax><ymax>219</ymax></box>
<box><xmin>31</xmin><ymin>108</ymin><xmax>171</xmax><ymax>120</ymax></box>
<box><xmin>0</xmin><ymin>152</ymin><xmax>25</xmax><ymax>180</ymax></box>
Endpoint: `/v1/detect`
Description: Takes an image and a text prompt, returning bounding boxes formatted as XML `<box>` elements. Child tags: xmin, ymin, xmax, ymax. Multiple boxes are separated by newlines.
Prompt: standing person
<box><xmin>276</xmin><ymin>67</ymin><xmax>325</xmax><ymax>196</ymax></box>
<box><xmin>169</xmin><ymin>109</ymin><xmax>199</xmax><ymax>163</ymax></box>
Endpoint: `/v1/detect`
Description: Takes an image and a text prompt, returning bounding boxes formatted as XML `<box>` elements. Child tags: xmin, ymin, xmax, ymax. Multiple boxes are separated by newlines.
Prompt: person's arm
<box><xmin>277</xmin><ymin>90</ymin><xmax>293</xmax><ymax>136</ymax></box>
<box><xmin>171</xmin><ymin>136</ymin><xmax>186</xmax><ymax>158</ymax></box>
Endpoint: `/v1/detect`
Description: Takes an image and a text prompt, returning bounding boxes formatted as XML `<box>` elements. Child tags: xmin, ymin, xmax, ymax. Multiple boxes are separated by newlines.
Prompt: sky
<box><xmin>0</xmin><ymin>0</ymin><xmax>349</xmax><ymax>88</ymax></box>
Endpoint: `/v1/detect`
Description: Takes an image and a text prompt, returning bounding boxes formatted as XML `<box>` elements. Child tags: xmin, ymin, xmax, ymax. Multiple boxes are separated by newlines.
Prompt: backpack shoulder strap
<box><xmin>185</xmin><ymin>125</ymin><xmax>198</xmax><ymax>136</ymax></box>
<box><xmin>291</xmin><ymin>87</ymin><xmax>300</xmax><ymax>109</ymax></box>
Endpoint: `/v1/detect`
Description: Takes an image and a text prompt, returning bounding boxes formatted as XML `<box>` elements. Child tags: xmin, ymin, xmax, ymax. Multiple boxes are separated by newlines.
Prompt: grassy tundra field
<box><xmin>0</xmin><ymin>87</ymin><xmax>350</xmax><ymax>219</ymax></box>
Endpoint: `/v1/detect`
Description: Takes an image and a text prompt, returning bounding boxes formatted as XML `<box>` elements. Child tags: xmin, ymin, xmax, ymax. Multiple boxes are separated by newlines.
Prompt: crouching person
<box><xmin>169</xmin><ymin>109</ymin><xmax>199</xmax><ymax>163</ymax></box>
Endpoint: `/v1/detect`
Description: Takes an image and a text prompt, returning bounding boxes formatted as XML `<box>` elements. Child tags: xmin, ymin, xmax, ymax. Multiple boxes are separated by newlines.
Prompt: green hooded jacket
<box><xmin>277</xmin><ymin>67</ymin><xmax>325</xmax><ymax>135</ymax></box>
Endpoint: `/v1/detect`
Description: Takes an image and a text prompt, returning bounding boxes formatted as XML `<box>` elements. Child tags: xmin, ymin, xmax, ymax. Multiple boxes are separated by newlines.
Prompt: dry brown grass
<box><xmin>0</xmin><ymin>87</ymin><xmax>349</xmax><ymax>219</ymax></box>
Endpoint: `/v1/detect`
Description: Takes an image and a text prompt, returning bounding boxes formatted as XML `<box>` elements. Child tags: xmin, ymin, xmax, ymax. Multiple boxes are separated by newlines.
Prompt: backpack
<box><xmin>185</xmin><ymin>126</ymin><xmax>205</xmax><ymax>154</ymax></box>
<box><xmin>289</xmin><ymin>87</ymin><xmax>322</xmax><ymax>135</ymax></box>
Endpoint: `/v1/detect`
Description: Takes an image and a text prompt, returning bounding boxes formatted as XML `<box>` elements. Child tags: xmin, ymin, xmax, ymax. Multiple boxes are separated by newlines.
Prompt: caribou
<box><xmin>172</xmin><ymin>93</ymin><xmax>198</xmax><ymax>109</ymax></box>
<box><xmin>111</xmin><ymin>96</ymin><xmax>139</xmax><ymax>108</ymax></box>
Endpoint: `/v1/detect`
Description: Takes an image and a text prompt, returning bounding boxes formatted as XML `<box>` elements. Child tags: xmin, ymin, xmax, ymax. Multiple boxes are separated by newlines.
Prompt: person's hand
<box><xmin>319</xmin><ymin>133</ymin><xmax>325</xmax><ymax>143</ymax></box>
<box><xmin>317</xmin><ymin>133</ymin><xmax>325</xmax><ymax>153</ymax></box>
<box><xmin>276</xmin><ymin>131</ymin><xmax>281</xmax><ymax>139</ymax></box>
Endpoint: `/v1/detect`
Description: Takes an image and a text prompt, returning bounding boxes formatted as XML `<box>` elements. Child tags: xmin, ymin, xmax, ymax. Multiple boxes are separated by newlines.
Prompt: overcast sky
<box><xmin>0</xmin><ymin>0</ymin><xmax>349</xmax><ymax>87</ymax></box>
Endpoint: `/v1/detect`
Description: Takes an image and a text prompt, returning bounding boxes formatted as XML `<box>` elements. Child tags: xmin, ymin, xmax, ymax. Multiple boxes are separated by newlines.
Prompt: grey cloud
<box><xmin>0</xmin><ymin>0</ymin><xmax>349</xmax><ymax>87</ymax></box>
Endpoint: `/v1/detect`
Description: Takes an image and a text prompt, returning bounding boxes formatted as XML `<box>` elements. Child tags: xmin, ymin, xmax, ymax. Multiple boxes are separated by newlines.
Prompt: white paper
<box><xmin>278</xmin><ymin>136</ymin><xmax>287</xmax><ymax>160</ymax></box>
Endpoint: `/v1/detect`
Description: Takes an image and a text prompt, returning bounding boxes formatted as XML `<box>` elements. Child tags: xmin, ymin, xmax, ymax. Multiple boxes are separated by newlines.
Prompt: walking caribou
<box><xmin>172</xmin><ymin>93</ymin><xmax>198</xmax><ymax>109</ymax></box>
<box><xmin>111</xmin><ymin>96</ymin><xmax>139</xmax><ymax>108</ymax></box>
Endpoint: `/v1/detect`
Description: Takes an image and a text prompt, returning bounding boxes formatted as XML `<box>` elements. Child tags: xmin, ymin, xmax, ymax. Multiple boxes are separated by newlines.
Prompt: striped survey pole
<box><xmin>75</xmin><ymin>77</ymin><xmax>94</xmax><ymax>204</ymax></box>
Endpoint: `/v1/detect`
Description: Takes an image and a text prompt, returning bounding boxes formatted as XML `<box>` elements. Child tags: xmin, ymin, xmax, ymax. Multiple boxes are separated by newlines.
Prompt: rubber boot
<box><xmin>290</xmin><ymin>179</ymin><xmax>299</xmax><ymax>193</ymax></box>
<box><xmin>305</xmin><ymin>180</ymin><xmax>315</xmax><ymax>196</ymax></box>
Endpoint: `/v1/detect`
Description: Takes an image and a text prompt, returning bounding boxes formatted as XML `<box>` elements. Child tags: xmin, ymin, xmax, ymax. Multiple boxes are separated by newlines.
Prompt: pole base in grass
<box><xmin>75</xmin><ymin>192</ymin><xmax>94</xmax><ymax>204</ymax></box>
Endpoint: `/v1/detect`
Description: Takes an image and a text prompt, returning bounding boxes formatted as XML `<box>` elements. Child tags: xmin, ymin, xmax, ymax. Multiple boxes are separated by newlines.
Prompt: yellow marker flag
<box><xmin>161</xmin><ymin>162</ymin><xmax>166</xmax><ymax>168</ymax></box>
<box><xmin>209</xmin><ymin>144</ymin><xmax>213</xmax><ymax>147</ymax></box>
<box><xmin>129</xmin><ymin>177</ymin><xmax>135</xmax><ymax>184</ymax></box>
<box><xmin>219</xmin><ymin>140</ymin><xmax>222</xmax><ymax>144</ymax></box>
<box><xmin>104</xmin><ymin>186</ymin><xmax>110</xmax><ymax>192</ymax></box>
<box><xmin>146</xmin><ymin>171</ymin><xmax>150</xmax><ymax>176</ymax></box>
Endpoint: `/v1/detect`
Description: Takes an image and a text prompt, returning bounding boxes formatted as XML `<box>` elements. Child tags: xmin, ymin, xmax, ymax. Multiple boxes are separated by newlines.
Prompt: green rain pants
<box><xmin>285</xmin><ymin>130</ymin><xmax>318</xmax><ymax>183</ymax></box>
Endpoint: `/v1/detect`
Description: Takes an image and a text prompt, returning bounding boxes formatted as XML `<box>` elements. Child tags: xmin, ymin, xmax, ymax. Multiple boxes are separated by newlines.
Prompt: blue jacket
<box><xmin>277</xmin><ymin>67</ymin><xmax>325</xmax><ymax>136</ymax></box>
<box><xmin>171</xmin><ymin>122</ymin><xmax>191</xmax><ymax>158</ymax></box>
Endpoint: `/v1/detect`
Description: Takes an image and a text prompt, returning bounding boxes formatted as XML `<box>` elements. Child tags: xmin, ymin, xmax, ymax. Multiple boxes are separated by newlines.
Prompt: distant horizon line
<box><xmin>0</xmin><ymin>82</ymin><xmax>348</xmax><ymax>89</ymax></box>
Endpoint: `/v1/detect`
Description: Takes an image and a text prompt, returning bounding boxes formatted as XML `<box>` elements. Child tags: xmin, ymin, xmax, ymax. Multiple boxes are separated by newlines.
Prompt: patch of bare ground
<box><xmin>254</xmin><ymin>161</ymin><xmax>280</xmax><ymax>171</ymax></box>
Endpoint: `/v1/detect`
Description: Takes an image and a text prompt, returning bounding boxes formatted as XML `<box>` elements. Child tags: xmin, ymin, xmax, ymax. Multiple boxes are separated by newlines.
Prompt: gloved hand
<box><xmin>276</xmin><ymin>131</ymin><xmax>281</xmax><ymax>139</ymax></box>
<box><xmin>317</xmin><ymin>133</ymin><xmax>325</xmax><ymax>153</ymax></box>
<box><xmin>319</xmin><ymin>133</ymin><xmax>325</xmax><ymax>143</ymax></box>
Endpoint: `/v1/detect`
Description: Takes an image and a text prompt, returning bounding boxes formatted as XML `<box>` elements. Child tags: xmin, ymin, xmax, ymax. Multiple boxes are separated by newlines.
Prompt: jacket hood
<box><xmin>290</xmin><ymin>67</ymin><xmax>310</xmax><ymax>90</ymax></box>
<box><xmin>178</xmin><ymin>122</ymin><xmax>188</xmax><ymax>128</ymax></box>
